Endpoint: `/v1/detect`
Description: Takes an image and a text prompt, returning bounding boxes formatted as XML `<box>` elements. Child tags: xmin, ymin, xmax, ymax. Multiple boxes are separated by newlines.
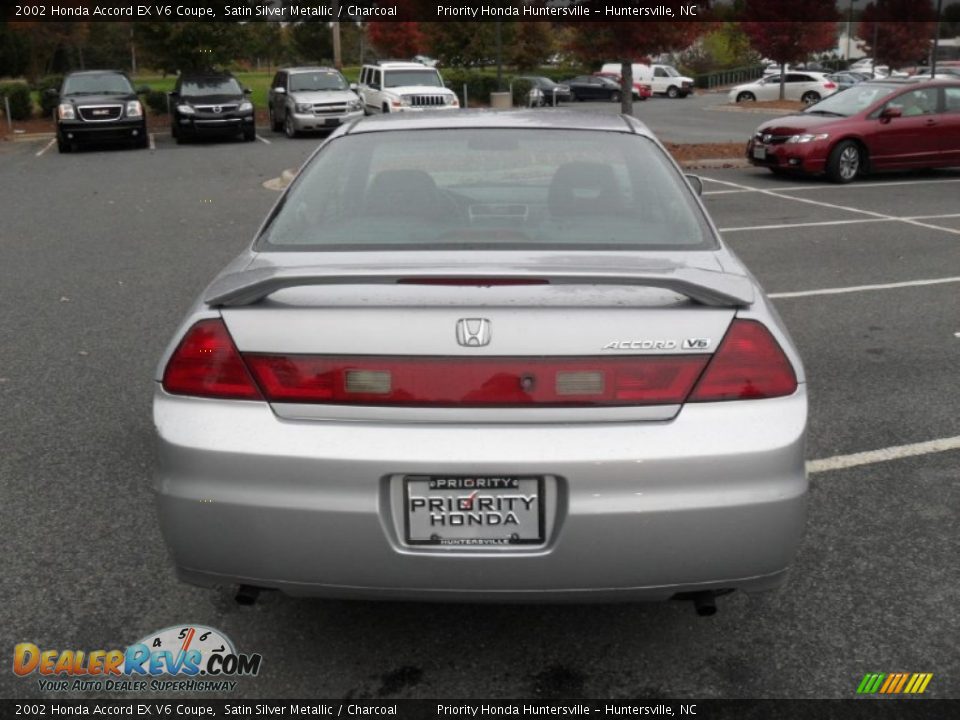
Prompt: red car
<box><xmin>747</xmin><ymin>79</ymin><xmax>960</xmax><ymax>183</ymax></box>
<box><xmin>593</xmin><ymin>72</ymin><xmax>652</xmax><ymax>101</ymax></box>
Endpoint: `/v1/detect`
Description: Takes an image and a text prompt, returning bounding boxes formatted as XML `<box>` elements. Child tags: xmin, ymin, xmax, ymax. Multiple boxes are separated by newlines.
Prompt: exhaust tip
<box><xmin>694</xmin><ymin>593</ymin><xmax>718</xmax><ymax>617</ymax></box>
<box><xmin>235</xmin><ymin>585</ymin><xmax>261</xmax><ymax>606</ymax></box>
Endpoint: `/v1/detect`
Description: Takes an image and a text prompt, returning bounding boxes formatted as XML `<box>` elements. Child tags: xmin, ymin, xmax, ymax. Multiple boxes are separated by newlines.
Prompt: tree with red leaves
<box><xmin>741</xmin><ymin>0</ymin><xmax>839</xmax><ymax>100</ymax></box>
<box><xmin>859</xmin><ymin>1</ymin><xmax>936</xmax><ymax>71</ymax></box>
<box><xmin>565</xmin><ymin>17</ymin><xmax>709</xmax><ymax>114</ymax></box>
<box><xmin>366</xmin><ymin>22</ymin><xmax>424</xmax><ymax>60</ymax></box>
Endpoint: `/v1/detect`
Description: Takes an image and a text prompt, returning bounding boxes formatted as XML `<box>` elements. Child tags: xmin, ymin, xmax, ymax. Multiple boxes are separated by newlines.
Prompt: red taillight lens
<box><xmin>396</xmin><ymin>278</ymin><xmax>549</xmax><ymax>287</ymax></box>
<box><xmin>824</xmin><ymin>82</ymin><xmax>836</xmax><ymax>89</ymax></box>
<box><xmin>162</xmin><ymin>319</ymin><xmax>262</xmax><ymax>400</ymax></box>
<box><xmin>689</xmin><ymin>319</ymin><xmax>797</xmax><ymax>402</ymax></box>
<box><xmin>243</xmin><ymin>355</ymin><xmax>710</xmax><ymax>407</ymax></box>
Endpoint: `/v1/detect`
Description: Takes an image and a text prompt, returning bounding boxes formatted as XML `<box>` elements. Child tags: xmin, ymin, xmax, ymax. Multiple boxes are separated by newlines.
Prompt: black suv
<box><xmin>51</xmin><ymin>70</ymin><xmax>148</xmax><ymax>153</ymax></box>
<box><xmin>168</xmin><ymin>72</ymin><xmax>255</xmax><ymax>144</ymax></box>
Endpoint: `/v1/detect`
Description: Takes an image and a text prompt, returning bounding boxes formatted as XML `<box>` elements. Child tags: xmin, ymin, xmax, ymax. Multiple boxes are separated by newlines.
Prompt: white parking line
<box><xmin>256</xmin><ymin>134</ymin><xmax>271</xmax><ymax>145</ymax></box>
<box><xmin>35</xmin><ymin>138</ymin><xmax>55</xmax><ymax>157</ymax></box>
<box><xmin>148</xmin><ymin>133</ymin><xmax>156</xmax><ymax>151</ymax></box>
<box><xmin>704</xmin><ymin>176</ymin><xmax>960</xmax><ymax>237</ymax></box>
<box><xmin>807</xmin><ymin>435</ymin><xmax>960</xmax><ymax>475</ymax></box>
<box><xmin>720</xmin><ymin>212</ymin><xmax>960</xmax><ymax>233</ymax></box>
<box><xmin>703</xmin><ymin>177</ymin><xmax>960</xmax><ymax>196</ymax></box>
<box><xmin>769</xmin><ymin>276</ymin><xmax>960</xmax><ymax>299</ymax></box>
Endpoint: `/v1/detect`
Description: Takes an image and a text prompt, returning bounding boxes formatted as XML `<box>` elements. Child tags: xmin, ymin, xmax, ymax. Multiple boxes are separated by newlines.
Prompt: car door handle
<box><xmin>925</xmin><ymin>119</ymin><xmax>937</xmax><ymax>125</ymax></box>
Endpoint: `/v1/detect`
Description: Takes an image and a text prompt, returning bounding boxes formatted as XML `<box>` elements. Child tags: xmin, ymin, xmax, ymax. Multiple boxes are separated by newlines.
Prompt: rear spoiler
<box><xmin>204</xmin><ymin>265</ymin><xmax>755</xmax><ymax>308</ymax></box>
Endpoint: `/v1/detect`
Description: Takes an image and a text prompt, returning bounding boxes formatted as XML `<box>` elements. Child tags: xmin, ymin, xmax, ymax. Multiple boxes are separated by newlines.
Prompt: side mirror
<box><xmin>879</xmin><ymin>106</ymin><xmax>902</xmax><ymax>121</ymax></box>
<box><xmin>685</xmin><ymin>174</ymin><xmax>704</xmax><ymax>196</ymax></box>
<box><xmin>167</xmin><ymin>91</ymin><xmax>178</xmax><ymax>97</ymax></box>
<box><xmin>137</xmin><ymin>85</ymin><xmax>150</xmax><ymax>94</ymax></box>
<box><xmin>350</xmin><ymin>83</ymin><xmax>358</xmax><ymax>91</ymax></box>
<box><xmin>243</xmin><ymin>87</ymin><xmax>252</xmax><ymax>95</ymax></box>
<box><xmin>44</xmin><ymin>88</ymin><xmax>59</xmax><ymax>98</ymax></box>
<box><xmin>273</xmin><ymin>86</ymin><xmax>286</xmax><ymax>94</ymax></box>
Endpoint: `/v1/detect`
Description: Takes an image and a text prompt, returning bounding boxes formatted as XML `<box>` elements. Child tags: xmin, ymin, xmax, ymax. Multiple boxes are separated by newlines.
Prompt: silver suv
<box><xmin>357</xmin><ymin>61</ymin><xmax>459</xmax><ymax>114</ymax></box>
<box><xmin>268</xmin><ymin>67</ymin><xmax>363</xmax><ymax>138</ymax></box>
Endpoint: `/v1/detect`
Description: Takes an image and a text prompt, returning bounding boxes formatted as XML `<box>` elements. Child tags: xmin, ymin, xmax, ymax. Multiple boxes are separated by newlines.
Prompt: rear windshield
<box><xmin>805</xmin><ymin>84</ymin><xmax>897</xmax><ymax>116</ymax></box>
<box><xmin>259</xmin><ymin>129</ymin><xmax>713</xmax><ymax>251</ymax></box>
<box><xmin>290</xmin><ymin>71</ymin><xmax>347</xmax><ymax>92</ymax></box>
<box><xmin>181</xmin><ymin>78</ymin><xmax>242</xmax><ymax>97</ymax></box>
<box><xmin>62</xmin><ymin>74</ymin><xmax>133</xmax><ymax>95</ymax></box>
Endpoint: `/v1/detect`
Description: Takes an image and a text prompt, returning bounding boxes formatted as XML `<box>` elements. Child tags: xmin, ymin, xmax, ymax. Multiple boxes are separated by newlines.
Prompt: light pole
<box><xmin>932</xmin><ymin>0</ymin><xmax>944</xmax><ymax>76</ymax></box>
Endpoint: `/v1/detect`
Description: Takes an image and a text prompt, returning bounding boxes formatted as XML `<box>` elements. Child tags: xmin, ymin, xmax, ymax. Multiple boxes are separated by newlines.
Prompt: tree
<box><xmin>742</xmin><ymin>0</ymin><xmax>839</xmax><ymax>100</ymax></box>
<box><xmin>565</xmin><ymin>17</ymin><xmax>709</xmax><ymax>114</ymax></box>
<box><xmin>137</xmin><ymin>23</ymin><xmax>243</xmax><ymax>73</ymax></box>
<box><xmin>422</xmin><ymin>22</ymin><xmax>507</xmax><ymax>68</ymax></box>
<box><xmin>367</xmin><ymin>22</ymin><xmax>424</xmax><ymax>59</ymax></box>
<box><xmin>289</xmin><ymin>21</ymin><xmax>335</xmax><ymax>64</ymax></box>
<box><xmin>507</xmin><ymin>21</ymin><xmax>555</xmax><ymax>71</ymax></box>
<box><xmin>859</xmin><ymin>1</ymin><xmax>937</xmax><ymax>70</ymax></box>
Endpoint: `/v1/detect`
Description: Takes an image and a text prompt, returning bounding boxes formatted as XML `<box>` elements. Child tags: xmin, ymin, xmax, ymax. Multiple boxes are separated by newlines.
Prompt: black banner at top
<box><xmin>4</xmin><ymin>0</ymin><xmax>958</xmax><ymax>24</ymax></box>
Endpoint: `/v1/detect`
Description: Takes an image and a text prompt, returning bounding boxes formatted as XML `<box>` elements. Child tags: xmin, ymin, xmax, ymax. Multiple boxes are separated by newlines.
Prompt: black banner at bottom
<box><xmin>2</xmin><ymin>699</ymin><xmax>956</xmax><ymax>720</ymax></box>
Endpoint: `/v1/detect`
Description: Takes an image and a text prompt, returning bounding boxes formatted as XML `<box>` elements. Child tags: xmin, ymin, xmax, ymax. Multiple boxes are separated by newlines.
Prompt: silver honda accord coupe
<box><xmin>153</xmin><ymin>111</ymin><xmax>807</xmax><ymax>614</ymax></box>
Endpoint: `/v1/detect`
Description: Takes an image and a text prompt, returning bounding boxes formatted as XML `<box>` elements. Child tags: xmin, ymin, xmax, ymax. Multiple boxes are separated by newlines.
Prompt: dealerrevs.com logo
<box><xmin>14</xmin><ymin>625</ymin><xmax>262</xmax><ymax>693</ymax></box>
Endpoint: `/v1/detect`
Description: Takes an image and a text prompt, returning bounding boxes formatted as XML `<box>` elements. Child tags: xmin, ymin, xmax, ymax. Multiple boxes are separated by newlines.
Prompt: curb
<box><xmin>708</xmin><ymin>105</ymin><xmax>802</xmax><ymax>116</ymax></box>
<box><xmin>680</xmin><ymin>158</ymin><xmax>750</xmax><ymax>170</ymax></box>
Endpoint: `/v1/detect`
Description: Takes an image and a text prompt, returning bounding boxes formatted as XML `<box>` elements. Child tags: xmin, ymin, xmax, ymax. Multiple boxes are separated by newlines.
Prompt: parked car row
<box><xmin>730</xmin><ymin>72</ymin><xmax>839</xmax><ymax>105</ymax></box>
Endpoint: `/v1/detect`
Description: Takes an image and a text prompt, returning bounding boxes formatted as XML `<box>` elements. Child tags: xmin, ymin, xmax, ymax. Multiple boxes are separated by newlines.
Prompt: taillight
<box><xmin>823</xmin><ymin>82</ymin><xmax>836</xmax><ymax>89</ymax></box>
<box><xmin>396</xmin><ymin>278</ymin><xmax>548</xmax><ymax>286</ymax></box>
<box><xmin>243</xmin><ymin>355</ymin><xmax>710</xmax><ymax>407</ymax></box>
<box><xmin>162</xmin><ymin>319</ymin><xmax>262</xmax><ymax>400</ymax></box>
<box><xmin>689</xmin><ymin>319</ymin><xmax>797</xmax><ymax>402</ymax></box>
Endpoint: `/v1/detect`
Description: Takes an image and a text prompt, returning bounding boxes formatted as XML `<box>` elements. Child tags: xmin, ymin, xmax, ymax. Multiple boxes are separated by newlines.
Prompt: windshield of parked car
<box><xmin>383</xmin><ymin>70</ymin><xmax>443</xmax><ymax>88</ymax></box>
<box><xmin>180</xmin><ymin>77</ymin><xmax>243</xmax><ymax>97</ymax></box>
<box><xmin>289</xmin><ymin>71</ymin><xmax>348</xmax><ymax>92</ymax></box>
<box><xmin>62</xmin><ymin>73</ymin><xmax>134</xmax><ymax>95</ymax></box>
<box><xmin>661</xmin><ymin>66</ymin><xmax>681</xmax><ymax>77</ymax></box>
<box><xmin>260</xmin><ymin>129</ymin><xmax>713</xmax><ymax>251</ymax></box>
<box><xmin>804</xmin><ymin>84</ymin><xmax>898</xmax><ymax>116</ymax></box>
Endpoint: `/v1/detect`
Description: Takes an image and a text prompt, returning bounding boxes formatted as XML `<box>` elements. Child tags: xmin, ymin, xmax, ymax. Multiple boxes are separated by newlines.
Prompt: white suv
<box><xmin>357</xmin><ymin>61</ymin><xmax>459</xmax><ymax>114</ymax></box>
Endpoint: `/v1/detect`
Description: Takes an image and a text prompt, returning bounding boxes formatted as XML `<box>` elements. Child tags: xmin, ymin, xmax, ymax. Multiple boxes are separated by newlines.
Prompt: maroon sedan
<box><xmin>747</xmin><ymin>79</ymin><xmax>960</xmax><ymax>182</ymax></box>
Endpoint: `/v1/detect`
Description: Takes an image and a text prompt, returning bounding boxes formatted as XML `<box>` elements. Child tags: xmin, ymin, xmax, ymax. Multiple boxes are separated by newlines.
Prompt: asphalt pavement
<box><xmin>1</xmin><ymin>126</ymin><xmax>957</xmax><ymax>701</ymax></box>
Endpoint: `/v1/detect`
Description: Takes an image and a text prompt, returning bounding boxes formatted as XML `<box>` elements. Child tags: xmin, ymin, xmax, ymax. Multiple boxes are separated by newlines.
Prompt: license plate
<box><xmin>753</xmin><ymin>145</ymin><xmax>767</xmax><ymax>160</ymax></box>
<box><xmin>404</xmin><ymin>476</ymin><xmax>544</xmax><ymax>546</ymax></box>
<box><xmin>325</xmin><ymin>118</ymin><xmax>341</xmax><ymax>126</ymax></box>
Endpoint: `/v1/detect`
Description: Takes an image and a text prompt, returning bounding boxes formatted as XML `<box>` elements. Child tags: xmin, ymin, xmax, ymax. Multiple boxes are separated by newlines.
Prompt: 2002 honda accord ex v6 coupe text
<box><xmin>154</xmin><ymin>111</ymin><xmax>808</xmax><ymax>615</ymax></box>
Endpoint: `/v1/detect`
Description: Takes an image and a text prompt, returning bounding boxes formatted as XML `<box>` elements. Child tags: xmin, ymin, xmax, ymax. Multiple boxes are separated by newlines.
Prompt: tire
<box><xmin>802</xmin><ymin>91</ymin><xmax>821</xmax><ymax>105</ymax></box>
<box><xmin>171</xmin><ymin>122</ymin><xmax>179</xmax><ymax>140</ymax></box>
<box><xmin>135</xmin><ymin>132</ymin><xmax>148</xmax><ymax>149</ymax></box>
<box><xmin>382</xmin><ymin>103</ymin><xmax>390</xmax><ymax>114</ymax></box>
<box><xmin>736</xmin><ymin>91</ymin><xmax>756</xmax><ymax>103</ymax></box>
<box><xmin>56</xmin><ymin>132</ymin><xmax>70</xmax><ymax>154</ymax></box>
<box><xmin>826</xmin><ymin>140</ymin><xmax>862</xmax><ymax>183</ymax></box>
<box><xmin>243</xmin><ymin>127</ymin><xmax>256</xmax><ymax>142</ymax></box>
<box><xmin>270</xmin><ymin>108</ymin><xmax>283</xmax><ymax>133</ymax></box>
<box><xmin>569</xmin><ymin>91</ymin><xmax>578</xmax><ymax>102</ymax></box>
<box><xmin>610</xmin><ymin>90</ymin><xmax>621</xmax><ymax>103</ymax></box>
<box><xmin>284</xmin><ymin>112</ymin><xmax>297</xmax><ymax>138</ymax></box>
<box><xmin>768</xmin><ymin>167</ymin><xmax>788</xmax><ymax>176</ymax></box>
<box><xmin>667</xmin><ymin>85</ymin><xmax>680</xmax><ymax>99</ymax></box>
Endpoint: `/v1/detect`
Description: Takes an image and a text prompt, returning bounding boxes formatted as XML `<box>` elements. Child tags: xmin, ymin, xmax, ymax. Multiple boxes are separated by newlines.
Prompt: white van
<box><xmin>601</xmin><ymin>63</ymin><xmax>694</xmax><ymax>98</ymax></box>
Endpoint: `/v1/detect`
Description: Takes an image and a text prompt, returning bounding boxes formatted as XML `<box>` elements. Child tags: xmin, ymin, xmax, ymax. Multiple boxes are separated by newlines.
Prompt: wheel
<box><xmin>243</xmin><ymin>127</ymin><xmax>256</xmax><ymax>142</ymax></box>
<box><xmin>667</xmin><ymin>85</ymin><xmax>680</xmax><ymax>99</ymax></box>
<box><xmin>569</xmin><ymin>90</ymin><xmax>578</xmax><ymax>102</ymax></box>
<box><xmin>284</xmin><ymin>112</ymin><xmax>298</xmax><ymax>138</ymax></box>
<box><xmin>736</xmin><ymin>91</ymin><xmax>756</xmax><ymax>103</ymax></box>
<box><xmin>171</xmin><ymin>122</ymin><xmax>179</xmax><ymax>140</ymax></box>
<box><xmin>768</xmin><ymin>167</ymin><xmax>788</xmax><ymax>176</ymax></box>
<box><xmin>802</xmin><ymin>91</ymin><xmax>821</xmax><ymax>105</ymax></box>
<box><xmin>56</xmin><ymin>133</ymin><xmax>70</xmax><ymax>153</ymax></box>
<box><xmin>610</xmin><ymin>90</ymin><xmax>621</xmax><ymax>103</ymax></box>
<box><xmin>270</xmin><ymin>108</ymin><xmax>283</xmax><ymax>132</ymax></box>
<box><xmin>382</xmin><ymin>103</ymin><xmax>390</xmax><ymax>114</ymax></box>
<box><xmin>135</xmin><ymin>133</ymin><xmax>148</xmax><ymax>149</ymax></box>
<box><xmin>826</xmin><ymin>140</ymin><xmax>862</xmax><ymax>183</ymax></box>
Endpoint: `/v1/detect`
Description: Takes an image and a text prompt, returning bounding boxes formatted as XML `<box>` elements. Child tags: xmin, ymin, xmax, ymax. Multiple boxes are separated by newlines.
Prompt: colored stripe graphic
<box><xmin>857</xmin><ymin>672</ymin><xmax>932</xmax><ymax>694</ymax></box>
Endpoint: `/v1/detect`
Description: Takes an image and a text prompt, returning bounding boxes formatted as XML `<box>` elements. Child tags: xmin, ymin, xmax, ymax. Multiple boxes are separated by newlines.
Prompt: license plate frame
<box><xmin>403</xmin><ymin>475</ymin><xmax>545</xmax><ymax>547</ymax></box>
<box><xmin>753</xmin><ymin>145</ymin><xmax>767</xmax><ymax>160</ymax></box>
<box><xmin>324</xmin><ymin>118</ymin><xmax>341</xmax><ymax>126</ymax></box>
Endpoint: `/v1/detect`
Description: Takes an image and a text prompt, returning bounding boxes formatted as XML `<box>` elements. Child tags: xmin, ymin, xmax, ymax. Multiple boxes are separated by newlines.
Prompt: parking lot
<box><xmin>1</xmin><ymin>125</ymin><xmax>958</xmax><ymax>700</ymax></box>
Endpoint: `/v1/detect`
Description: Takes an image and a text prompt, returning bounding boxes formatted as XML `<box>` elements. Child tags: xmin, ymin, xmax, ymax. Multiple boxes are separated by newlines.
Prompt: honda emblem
<box><xmin>456</xmin><ymin>318</ymin><xmax>491</xmax><ymax>347</ymax></box>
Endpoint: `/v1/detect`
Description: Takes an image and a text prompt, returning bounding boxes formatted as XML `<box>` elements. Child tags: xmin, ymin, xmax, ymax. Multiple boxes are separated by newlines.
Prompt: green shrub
<box><xmin>144</xmin><ymin>89</ymin><xmax>169</xmax><ymax>115</ymax></box>
<box><xmin>34</xmin><ymin>75</ymin><xmax>63</xmax><ymax>117</ymax></box>
<box><xmin>0</xmin><ymin>82</ymin><xmax>33</xmax><ymax>120</ymax></box>
<box><xmin>510</xmin><ymin>78</ymin><xmax>535</xmax><ymax>108</ymax></box>
<box><xmin>442</xmin><ymin>69</ymin><xmax>502</xmax><ymax>106</ymax></box>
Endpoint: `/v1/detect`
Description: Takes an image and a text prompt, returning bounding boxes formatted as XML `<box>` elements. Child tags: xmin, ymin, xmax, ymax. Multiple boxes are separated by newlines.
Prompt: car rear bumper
<box><xmin>746</xmin><ymin>137</ymin><xmax>828</xmax><ymax>173</ymax></box>
<box><xmin>153</xmin><ymin>386</ymin><xmax>808</xmax><ymax>601</ymax></box>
